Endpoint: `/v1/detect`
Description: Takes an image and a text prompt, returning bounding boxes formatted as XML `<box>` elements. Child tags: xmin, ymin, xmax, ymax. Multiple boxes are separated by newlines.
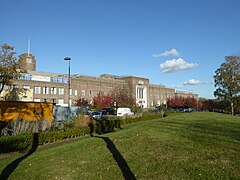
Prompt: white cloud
<box><xmin>183</xmin><ymin>79</ymin><xmax>209</xmax><ymax>85</ymax></box>
<box><xmin>160</xmin><ymin>58</ymin><xmax>198</xmax><ymax>73</ymax></box>
<box><xmin>152</xmin><ymin>48</ymin><xmax>180</xmax><ymax>58</ymax></box>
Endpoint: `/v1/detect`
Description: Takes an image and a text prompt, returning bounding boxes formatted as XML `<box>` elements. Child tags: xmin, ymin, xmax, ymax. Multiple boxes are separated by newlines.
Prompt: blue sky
<box><xmin>1</xmin><ymin>0</ymin><xmax>240</xmax><ymax>99</ymax></box>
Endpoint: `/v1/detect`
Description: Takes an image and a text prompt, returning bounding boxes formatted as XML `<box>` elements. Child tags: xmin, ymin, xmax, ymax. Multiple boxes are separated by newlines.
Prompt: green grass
<box><xmin>0</xmin><ymin>112</ymin><xmax>240</xmax><ymax>179</ymax></box>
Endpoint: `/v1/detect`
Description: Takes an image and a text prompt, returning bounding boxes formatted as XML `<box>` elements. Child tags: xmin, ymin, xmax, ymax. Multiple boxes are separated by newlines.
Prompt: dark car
<box><xmin>91</xmin><ymin>111</ymin><xmax>102</xmax><ymax>119</ymax></box>
<box><xmin>101</xmin><ymin>107</ymin><xmax>115</xmax><ymax>115</ymax></box>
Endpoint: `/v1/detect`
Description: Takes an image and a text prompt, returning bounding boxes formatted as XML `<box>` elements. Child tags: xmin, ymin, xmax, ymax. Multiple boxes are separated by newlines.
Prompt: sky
<box><xmin>1</xmin><ymin>0</ymin><xmax>240</xmax><ymax>99</ymax></box>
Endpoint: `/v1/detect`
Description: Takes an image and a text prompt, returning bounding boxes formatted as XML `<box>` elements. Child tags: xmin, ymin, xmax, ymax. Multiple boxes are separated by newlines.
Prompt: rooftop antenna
<box><xmin>27</xmin><ymin>38</ymin><xmax>31</xmax><ymax>56</ymax></box>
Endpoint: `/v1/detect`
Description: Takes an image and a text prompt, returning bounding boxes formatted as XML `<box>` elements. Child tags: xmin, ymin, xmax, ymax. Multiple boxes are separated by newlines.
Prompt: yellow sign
<box><xmin>0</xmin><ymin>102</ymin><xmax>54</xmax><ymax>125</ymax></box>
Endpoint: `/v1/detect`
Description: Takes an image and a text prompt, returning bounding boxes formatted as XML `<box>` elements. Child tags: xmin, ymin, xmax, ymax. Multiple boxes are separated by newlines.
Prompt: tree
<box><xmin>0</xmin><ymin>44</ymin><xmax>25</xmax><ymax>94</ymax></box>
<box><xmin>112</xmin><ymin>87</ymin><xmax>136</xmax><ymax>109</ymax></box>
<box><xmin>183</xmin><ymin>97</ymin><xmax>198</xmax><ymax>109</ymax></box>
<box><xmin>75</xmin><ymin>97</ymin><xmax>89</xmax><ymax>107</ymax></box>
<box><xmin>92</xmin><ymin>87</ymin><xmax>136</xmax><ymax>109</ymax></box>
<box><xmin>214</xmin><ymin>56</ymin><xmax>240</xmax><ymax>115</ymax></box>
<box><xmin>167</xmin><ymin>96</ymin><xmax>198</xmax><ymax>109</ymax></box>
<box><xmin>93</xmin><ymin>92</ymin><xmax>112</xmax><ymax>108</ymax></box>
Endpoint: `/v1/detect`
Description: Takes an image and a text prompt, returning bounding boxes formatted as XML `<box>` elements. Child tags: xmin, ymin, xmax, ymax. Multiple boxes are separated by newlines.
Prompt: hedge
<box><xmin>0</xmin><ymin>127</ymin><xmax>89</xmax><ymax>153</ymax></box>
<box><xmin>0</xmin><ymin>112</ymin><xmax>166</xmax><ymax>153</ymax></box>
<box><xmin>95</xmin><ymin>112</ymin><xmax>165</xmax><ymax>134</ymax></box>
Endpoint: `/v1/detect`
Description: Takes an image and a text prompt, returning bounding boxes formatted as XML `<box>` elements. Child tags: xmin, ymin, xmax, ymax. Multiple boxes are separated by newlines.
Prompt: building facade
<box><xmin>0</xmin><ymin>53</ymin><xmax>198</xmax><ymax>108</ymax></box>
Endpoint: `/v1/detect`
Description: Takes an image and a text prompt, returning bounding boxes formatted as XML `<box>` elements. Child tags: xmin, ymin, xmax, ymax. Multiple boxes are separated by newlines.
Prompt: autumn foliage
<box><xmin>75</xmin><ymin>87</ymin><xmax>136</xmax><ymax>109</ymax></box>
<box><xmin>167</xmin><ymin>96</ymin><xmax>201</xmax><ymax>109</ymax></box>
<box><xmin>75</xmin><ymin>98</ymin><xmax>89</xmax><ymax>107</ymax></box>
<box><xmin>111</xmin><ymin>88</ymin><xmax>136</xmax><ymax>108</ymax></box>
<box><xmin>93</xmin><ymin>92</ymin><xmax>113</xmax><ymax>108</ymax></box>
<box><xmin>92</xmin><ymin>88</ymin><xmax>136</xmax><ymax>108</ymax></box>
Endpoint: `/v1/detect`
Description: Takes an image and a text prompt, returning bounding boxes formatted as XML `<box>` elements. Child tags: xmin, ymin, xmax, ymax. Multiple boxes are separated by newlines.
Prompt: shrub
<box><xmin>94</xmin><ymin>112</ymin><xmax>165</xmax><ymax>134</ymax></box>
<box><xmin>72</xmin><ymin>115</ymin><xmax>91</xmax><ymax>128</ymax></box>
<box><xmin>119</xmin><ymin>113</ymin><xmax>164</xmax><ymax>126</ymax></box>
<box><xmin>0</xmin><ymin>112</ymin><xmax>167</xmax><ymax>153</ymax></box>
<box><xmin>0</xmin><ymin>126</ymin><xmax>90</xmax><ymax>153</ymax></box>
<box><xmin>94</xmin><ymin>116</ymin><xmax>121</xmax><ymax>134</ymax></box>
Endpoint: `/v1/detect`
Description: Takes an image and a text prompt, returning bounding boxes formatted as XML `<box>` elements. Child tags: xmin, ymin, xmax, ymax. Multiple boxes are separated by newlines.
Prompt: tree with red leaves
<box><xmin>112</xmin><ymin>87</ymin><xmax>136</xmax><ymax>108</ymax></box>
<box><xmin>167</xmin><ymin>96</ymin><xmax>199</xmax><ymax>109</ymax></box>
<box><xmin>92</xmin><ymin>87</ymin><xmax>136</xmax><ymax>109</ymax></box>
<box><xmin>75</xmin><ymin>97</ymin><xmax>89</xmax><ymax>107</ymax></box>
<box><xmin>92</xmin><ymin>92</ymin><xmax>113</xmax><ymax>108</ymax></box>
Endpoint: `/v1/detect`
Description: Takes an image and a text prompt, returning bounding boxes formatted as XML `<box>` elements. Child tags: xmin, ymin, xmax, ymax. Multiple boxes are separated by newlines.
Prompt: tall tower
<box><xmin>18</xmin><ymin>53</ymin><xmax>36</xmax><ymax>71</ymax></box>
<box><xmin>18</xmin><ymin>39</ymin><xmax>36</xmax><ymax>71</ymax></box>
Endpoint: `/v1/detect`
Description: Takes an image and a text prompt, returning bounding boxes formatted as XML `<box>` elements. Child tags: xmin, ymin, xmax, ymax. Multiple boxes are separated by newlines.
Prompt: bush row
<box><xmin>0</xmin><ymin>112</ymin><xmax>166</xmax><ymax>153</ymax></box>
<box><xmin>95</xmin><ymin>112</ymin><xmax>166</xmax><ymax>134</ymax></box>
<box><xmin>95</xmin><ymin>117</ymin><xmax>121</xmax><ymax>134</ymax></box>
<box><xmin>0</xmin><ymin>127</ymin><xmax>89</xmax><ymax>153</ymax></box>
<box><xmin>121</xmin><ymin>113</ymin><xmax>165</xmax><ymax>125</ymax></box>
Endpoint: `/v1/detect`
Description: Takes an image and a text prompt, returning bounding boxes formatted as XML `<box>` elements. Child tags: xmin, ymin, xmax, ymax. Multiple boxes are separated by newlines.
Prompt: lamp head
<box><xmin>64</xmin><ymin>57</ymin><xmax>71</xmax><ymax>61</ymax></box>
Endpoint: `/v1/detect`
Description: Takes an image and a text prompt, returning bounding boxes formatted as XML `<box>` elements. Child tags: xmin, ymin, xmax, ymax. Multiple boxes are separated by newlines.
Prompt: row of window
<box><xmin>33</xmin><ymin>86</ymin><xmax>91</xmax><ymax>97</ymax></box>
<box><xmin>11</xmin><ymin>84</ymin><xmax>102</xmax><ymax>98</ymax></box>
<box><xmin>20</xmin><ymin>74</ymin><xmax>68</xmax><ymax>83</ymax></box>
<box><xmin>34</xmin><ymin>86</ymin><xmax>68</xmax><ymax>95</ymax></box>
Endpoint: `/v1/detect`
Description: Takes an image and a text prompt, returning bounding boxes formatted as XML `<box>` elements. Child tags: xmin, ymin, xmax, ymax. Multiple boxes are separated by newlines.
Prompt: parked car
<box><xmin>91</xmin><ymin>111</ymin><xmax>102</xmax><ymax>119</ymax></box>
<box><xmin>117</xmin><ymin>108</ymin><xmax>134</xmax><ymax>116</ymax></box>
<box><xmin>102</xmin><ymin>107</ymin><xmax>115</xmax><ymax>115</ymax></box>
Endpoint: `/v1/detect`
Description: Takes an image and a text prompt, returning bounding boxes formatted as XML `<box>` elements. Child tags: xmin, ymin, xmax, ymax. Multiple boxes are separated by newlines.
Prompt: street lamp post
<box><xmin>64</xmin><ymin>57</ymin><xmax>71</xmax><ymax>107</ymax></box>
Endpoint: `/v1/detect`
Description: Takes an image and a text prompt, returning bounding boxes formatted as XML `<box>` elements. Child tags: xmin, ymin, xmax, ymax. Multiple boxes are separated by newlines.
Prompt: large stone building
<box><xmin>0</xmin><ymin>53</ymin><xmax>198</xmax><ymax>108</ymax></box>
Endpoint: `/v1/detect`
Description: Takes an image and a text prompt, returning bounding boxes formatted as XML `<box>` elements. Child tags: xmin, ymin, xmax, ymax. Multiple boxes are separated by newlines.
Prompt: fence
<box><xmin>53</xmin><ymin>106</ymin><xmax>88</xmax><ymax>121</ymax></box>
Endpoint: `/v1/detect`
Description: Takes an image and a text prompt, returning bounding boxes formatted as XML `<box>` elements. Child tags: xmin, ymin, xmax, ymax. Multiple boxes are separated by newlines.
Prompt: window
<box><xmin>23</xmin><ymin>85</ymin><xmax>30</xmax><ymax>90</ymax></box>
<box><xmin>20</xmin><ymin>74</ymin><xmax>32</xmax><ymax>80</ymax></box>
<box><xmin>34</xmin><ymin>86</ymin><xmax>41</xmax><ymax>94</ymax></box>
<box><xmin>137</xmin><ymin>88</ymin><xmax>143</xmax><ymax>99</ymax></box>
<box><xmin>70</xmin><ymin>89</ymin><xmax>72</xmax><ymax>96</ymax></box>
<box><xmin>59</xmin><ymin>88</ymin><xmax>64</xmax><ymax>95</ymax></box>
<box><xmin>82</xmin><ymin>90</ymin><xmax>85</xmax><ymax>96</ymax></box>
<box><xmin>51</xmin><ymin>77</ymin><xmax>68</xmax><ymax>83</ymax></box>
<box><xmin>34</xmin><ymin>99</ymin><xmax>41</xmax><ymax>102</ymax></box>
<box><xmin>51</xmin><ymin>99</ymin><xmax>56</xmax><ymax>103</ymax></box>
<box><xmin>58</xmin><ymin>99</ymin><xmax>64</xmax><ymax>104</ymax></box>
<box><xmin>51</xmin><ymin>87</ymin><xmax>57</xmax><ymax>95</ymax></box>
<box><xmin>43</xmin><ymin>87</ymin><xmax>49</xmax><ymax>94</ymax></box>
<box><xmin>74</xmin><ymin>90</ymin><xmax>78</xmax><ymax>96</ymax></box>
<box><xmin>43</xmin><ymin>98</ymin><xmax>47</xmax><ymax>102</ymax></box>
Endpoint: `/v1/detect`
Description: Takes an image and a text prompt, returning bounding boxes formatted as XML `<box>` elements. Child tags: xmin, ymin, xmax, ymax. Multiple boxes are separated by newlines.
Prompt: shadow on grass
<box><xmin>0</xmin><ymin>133</ymin><xmax>39</xmax><ymax>180</ymax></box>
<box><xmin>95</xmin><ymin>136</ymin><xmax>136</xmax><ymax>180</ymax></box>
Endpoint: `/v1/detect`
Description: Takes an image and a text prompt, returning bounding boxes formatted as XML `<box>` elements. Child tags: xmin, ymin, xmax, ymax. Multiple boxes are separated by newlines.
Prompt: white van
<box><xmin>117</xmin><ymin>108</ymin><xmax>134</xmax><ymax>116</ymax></box>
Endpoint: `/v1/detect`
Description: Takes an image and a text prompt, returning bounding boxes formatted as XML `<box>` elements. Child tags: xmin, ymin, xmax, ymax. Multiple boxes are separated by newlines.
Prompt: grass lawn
<box><xmin>0</xmin><ymin>112</ymin><xmax>240</xmax><ymax>179</ymax></box>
